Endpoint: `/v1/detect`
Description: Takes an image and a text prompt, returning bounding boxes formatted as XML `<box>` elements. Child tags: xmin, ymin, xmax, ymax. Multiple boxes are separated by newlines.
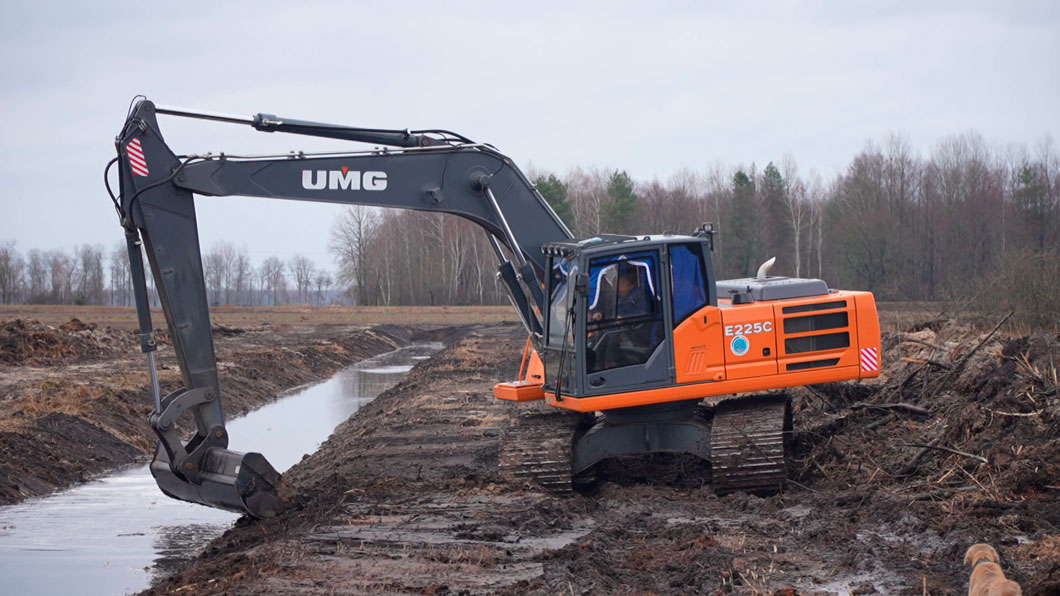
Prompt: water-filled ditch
<box><xmin>0</xmin><ymin>343</ymin><xmax>442</xmax><ymax>596</ymax></box>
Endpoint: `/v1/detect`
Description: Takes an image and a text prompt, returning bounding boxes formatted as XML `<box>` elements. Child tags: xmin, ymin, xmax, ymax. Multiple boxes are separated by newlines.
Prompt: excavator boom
<box><xmin>113</xmin><ymin>99</ymin><xmax>569</xmax><ymax>516</ymax></box>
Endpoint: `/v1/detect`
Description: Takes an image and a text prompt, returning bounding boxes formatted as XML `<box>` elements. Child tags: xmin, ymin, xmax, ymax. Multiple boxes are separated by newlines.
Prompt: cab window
<box><xmin>585</xmin><ymin>250</ymin><xmax>663</xmax><ymax>373</ymax></box>
<box><xmin>669</xmin><ymin>243</ymin><xmax>709</xmax><ymax>326</ymax></box>
<box><xmin>547</xmin><ymin>256</ymin><xmax>576</xmax><ymax>347</ymax></box>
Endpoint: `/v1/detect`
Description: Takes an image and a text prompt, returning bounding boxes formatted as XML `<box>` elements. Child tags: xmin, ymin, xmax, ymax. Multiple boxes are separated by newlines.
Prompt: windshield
<box><xmin>585</xmin><ymin>250</ymin><xmax>664</xmax><ymax>373</ymax></box>
<box><xmin>547</xmin><ymin>256</ymin><xmax>577</xmax><ymax>346</ymax></box>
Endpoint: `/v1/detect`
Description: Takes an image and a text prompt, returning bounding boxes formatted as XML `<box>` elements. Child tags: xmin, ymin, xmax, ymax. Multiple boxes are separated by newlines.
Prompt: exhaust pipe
<box><xmin>756</xmin><ymin>256</ymin><xmax>777</xmax><ymax>280</ymax></box>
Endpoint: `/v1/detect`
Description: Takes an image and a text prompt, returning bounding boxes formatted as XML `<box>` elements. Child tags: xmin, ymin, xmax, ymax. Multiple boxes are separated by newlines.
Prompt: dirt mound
<box><xmin>0</xmin><ymin>318</ymin><xmax>136</xmax><ymax>366</ymax></box>
<box><xmin>794</xmin><ymin>324</ymin><xmax>1059</xmax><ymax>496</ymax></box>
<box><xmin>142</xmin><ymin>324</ymin><xmax>1060</xmax><ymax>595</ymax></box>
<box><xmin>790</xmin><ymin>323</ymin><xmax>1060</xmax><ymax>592</ymax></box>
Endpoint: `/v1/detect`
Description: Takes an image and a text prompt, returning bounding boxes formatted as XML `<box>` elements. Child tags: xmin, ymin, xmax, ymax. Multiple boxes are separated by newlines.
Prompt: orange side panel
<box><xmin>524</xmin><ymin>349</ymin><xmax>545</xmax><ymax>383</ymax></box>
<box><xmin>672</xmin><ymin>305</ymin><xmax>726</xmax><ymax>384</ymax></box>
<box><xmin>544</xmin><ymin>365</ymin><xmax>864</xmax><ymax>412</ymax></box>
<box><xmin>854</xmin><ymin>292</ymin><xmax>882</xmax><ymax>378</ymax></box>
<box><xmin>719</xmin><ymin>304</ymin><xmax>779</xmax><ymax>379</ymax></box>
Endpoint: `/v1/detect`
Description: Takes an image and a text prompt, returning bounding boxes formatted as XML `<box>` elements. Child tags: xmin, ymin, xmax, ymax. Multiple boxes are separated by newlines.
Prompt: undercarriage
<box><xmin>500</xmin><ymin>394</ymin><xmax>793</xmax><ymax>494</ymax></box>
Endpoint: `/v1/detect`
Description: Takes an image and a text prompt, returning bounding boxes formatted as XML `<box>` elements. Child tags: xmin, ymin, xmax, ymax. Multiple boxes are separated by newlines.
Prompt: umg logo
<box><xmin>301</xmin><ymin>167</ymin><xmax>387</xmax><ymax>191</ymax></box>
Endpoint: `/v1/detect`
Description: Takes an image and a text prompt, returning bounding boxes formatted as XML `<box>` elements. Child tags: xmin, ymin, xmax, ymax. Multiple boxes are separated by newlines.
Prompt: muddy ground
<box><xmin>132</xmin><ymin>320</ymin><xmax>1059</xmax><ymax>596</ymax></box>
<box><xmin>0</xmin><ymin>316</ymin><xmax>471</xmax><ymax>504</ymax></box>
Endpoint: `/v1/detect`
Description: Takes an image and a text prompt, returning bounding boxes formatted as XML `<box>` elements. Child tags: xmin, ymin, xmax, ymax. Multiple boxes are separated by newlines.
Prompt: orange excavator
<box><xmin>109</xmin><ymin>98</ymin><xmax>880</xmax><ymax>517</ymax></box>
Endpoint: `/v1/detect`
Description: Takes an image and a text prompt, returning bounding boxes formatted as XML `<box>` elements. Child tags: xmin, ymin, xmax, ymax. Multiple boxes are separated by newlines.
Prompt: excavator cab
<box><xmin>540</xmin><ymin>234</ymin><xmax>715</xmax><ymax>399</ymax></box>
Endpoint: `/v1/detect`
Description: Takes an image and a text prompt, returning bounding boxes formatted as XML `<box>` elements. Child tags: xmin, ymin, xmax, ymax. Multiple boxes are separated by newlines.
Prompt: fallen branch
<box><xmin>901</xmin><ymin>337</ymin><xmax>945</xmax><ymax>351</ymax></box>
<box><xmin>900</xmin><ymin>443</ymin><xmax>988</xmax><ymax>464</ymax></box>
<box><xmin>925</xmin><ymin>311</ymin><xmax>1013</xmax><ymax>400</ymax></box>
<box><xmin>852</xmin><ymin>402</ymin><xmax>930</xmax><ymax>416</ymax></box>
<box><xmin>986</xmin><ymin>408</ymin><xmax>1043</xmax><ymax>418</ymax></box>
<box><xmin>899</xmin><ymin>438</ymin><xmax>941</xmax><ymax>476</ymax></box>
<box><xmin>955</xmin><ymin>311</ymin><xmax>1013</xmax><ymax>371</ymax></box>
<box><xmin>860</xmin><ymin>413</ymin><xmax>895</xmax><ymax>431</ymax></box>
<box><xmin>901</xmin><ymin>356</ymin><xmax>952</xmax><ymax>370</ymax></box>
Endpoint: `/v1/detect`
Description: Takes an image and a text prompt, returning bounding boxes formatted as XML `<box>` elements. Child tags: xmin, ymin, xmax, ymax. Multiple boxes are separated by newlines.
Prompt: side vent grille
<box><xmin>787</xmin><ymin>358</ymin><xmax>840</xmax><ymax>371</ymax></box>
<box><xmin>785</xmin><ymin>332</ymin><xmax>850</xmax><ymax>354</ymax></box>
<box><xmin>782</xmin><ymin>300</ymin><xmax>847</xmax><ymax>314</ymax></box>
<box><xmin>784</xmin><ymin>312</ymin><xmax>849</xmax><ymax>334</ymax></box>
<box><xmin>686</xmin><ymin>349</ymin><xmax>707</xmax><ymax>374</ymax></box>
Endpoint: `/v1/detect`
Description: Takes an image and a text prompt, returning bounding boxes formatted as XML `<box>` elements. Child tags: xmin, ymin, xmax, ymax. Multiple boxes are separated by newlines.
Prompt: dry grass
<box><xmin>0</xmin><ymin>305</ymin><xmax>518</xmax><ymax>330</ymax></box>
<box><xmin>3</xmin><ymin>301</ymin><xmax>1042</xmax><ymax>337</ymax></box>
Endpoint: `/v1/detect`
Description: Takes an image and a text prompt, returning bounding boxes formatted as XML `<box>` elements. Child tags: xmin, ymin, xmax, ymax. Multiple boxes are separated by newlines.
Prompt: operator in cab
<box><xmin>587</xmin><ymin>260</ymin><xmax>660</xmax><ymax>371</ymax></box>
<box><xmin>591</xmin><ymin>265</ymin><xmax>651</xmax><ymax>321</ymax></box>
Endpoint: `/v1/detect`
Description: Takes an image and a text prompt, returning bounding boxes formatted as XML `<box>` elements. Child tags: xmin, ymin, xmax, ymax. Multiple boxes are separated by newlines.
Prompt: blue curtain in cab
<box><xmin>671</xmin><ymin>244</ymin><xmax>706</xmax><ymax>323</ymax></box>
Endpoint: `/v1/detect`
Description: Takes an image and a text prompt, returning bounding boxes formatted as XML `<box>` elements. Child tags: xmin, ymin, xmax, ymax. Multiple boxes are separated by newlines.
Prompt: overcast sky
<box><xmin>2</xmin><ymin>1</ymin><xmax>1057</xmax><ymax>268</ymax></box>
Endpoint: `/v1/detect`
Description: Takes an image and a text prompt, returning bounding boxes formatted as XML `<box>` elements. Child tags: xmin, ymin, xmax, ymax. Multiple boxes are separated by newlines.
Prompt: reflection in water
<box><xmin>0</xmin><ymin>343</ymin><xmax>442</xmax><ymax>596</ymax></box>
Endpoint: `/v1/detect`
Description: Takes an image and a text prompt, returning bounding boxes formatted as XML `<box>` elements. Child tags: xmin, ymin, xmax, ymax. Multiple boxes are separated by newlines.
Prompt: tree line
<box><xmin>2</xmin><ymin>130</ymin><xmax>1057</xmax><ymax>326</ymax></box>
<box><xmin>0</xmin><ymin>241</ymin><xmax>333</xmax><ymax>308</ymax></box>
<box><xmin>329</xmin><ymin>131</ymin><xmax>1058</xmax><ymax>326</ymax></box>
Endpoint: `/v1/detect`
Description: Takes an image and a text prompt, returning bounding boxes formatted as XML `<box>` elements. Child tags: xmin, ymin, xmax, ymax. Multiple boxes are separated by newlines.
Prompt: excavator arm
<box><xmin>112</xmin><ymin>98</ymin><xmax>571</xmax><ymax>516</ymax></box>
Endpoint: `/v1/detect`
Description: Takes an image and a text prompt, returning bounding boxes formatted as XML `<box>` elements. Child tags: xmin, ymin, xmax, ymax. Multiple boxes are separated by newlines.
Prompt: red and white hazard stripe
<box><xmin>127</xmin><ymin>138</ymin><xmax>150</xmax><ymax>177</ymax></box>
<box><xmin>860</xmin><ymin>347</ymin><xmax>879</xmax><ymax>372</ymax></box>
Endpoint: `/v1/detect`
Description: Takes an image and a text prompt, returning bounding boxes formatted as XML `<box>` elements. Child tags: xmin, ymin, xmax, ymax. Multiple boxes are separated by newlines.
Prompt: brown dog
<box><xmin>964</xmin><ymin>543</ymin><xmax>1022</xmax><ymax>596</ymax></box>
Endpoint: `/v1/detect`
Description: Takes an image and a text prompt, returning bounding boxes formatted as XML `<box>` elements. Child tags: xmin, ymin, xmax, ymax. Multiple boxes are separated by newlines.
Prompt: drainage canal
<box><xmin>0</xmin><ymin>343</ymin><xmax>442</xmax><ymax>596</ymax></box>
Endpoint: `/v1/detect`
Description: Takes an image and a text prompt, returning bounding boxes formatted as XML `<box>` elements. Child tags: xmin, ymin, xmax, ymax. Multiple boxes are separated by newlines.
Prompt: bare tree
<box><xmin>109</xmin><ymin>242</ymin><xmax>131</xmax><ymax>306</ymax></box>
<box><xmin>203</xmin><ymin>248</ymin><xmax>224</xmax><ymax>305</ymax></box>
<box><xmin>233</xmin><ymin>248</ymin><xmax>252</xmax><ymax>306</ymax></box>
<box><xmin>782</xmin><ymin>155</ymin><xmax>808</xmax><ymax>278</ymax></box>
<box><xmin>260</xmin><ymin>256</ymin><xmax>286</xmax><ymax>305</ymax></box>
<box><xmin>48</xmin><ymin>249</ymin><xmax>75</xmax><ymax>304</ymax></box>
<box><xmin>289</xmin><ymin>254</ymin><xmax>315</xmax><ymax>304</ymax></box>
<box><xmin>0</xmin><ymin>241</ymin><xmax>24</xmax><ymax>304</ymax></box>
<box><xmin>330</xmin><ymin>206</ymin><xmax>378</xmax><ymax>305</ymax></box>
<box><xmin>314</xmin><ymin>270</ymin><xmax>332</xmax><ymax>305</ymax></box>
<box><xmin>74</xmin><ymin>244</ymin><xmax>105</xmax><ymax>305</ymax></box>
<box><xmin>26</xmin><ymin>249</ymin><xmax>48</xmax><ymax>303</ymax></box>
<box><xmin>566</xmin><ymin>166</ymin><xmax>608</xmax><ymax>237</ymax></box>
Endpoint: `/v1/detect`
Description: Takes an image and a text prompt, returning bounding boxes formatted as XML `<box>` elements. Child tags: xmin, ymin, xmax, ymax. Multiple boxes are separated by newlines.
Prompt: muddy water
<box><xmin>0</xmin><ymin>343</ymin><xmax>442</xmax><ymax>596</ymax></box>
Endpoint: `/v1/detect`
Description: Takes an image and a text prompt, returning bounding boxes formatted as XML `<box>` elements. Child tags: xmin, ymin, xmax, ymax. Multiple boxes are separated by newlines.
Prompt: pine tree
<box><xmin>725</xmin><ymin>169</ymin><xmax>761</xmax><ymax>277</ymax></box>
<box><xmin>602</xmin><ymin>170</ymin><xmax>638</xmax><ymax>235</ymax></box>
<box><xmin>533</xmin><ymin>174</ymin><xmax>574</xmax><ymax>229</ymax></box>
<box><xmin>760</xmin><ymin>162</ymin><xmax>793</xmax><ymax>274</ymax></box>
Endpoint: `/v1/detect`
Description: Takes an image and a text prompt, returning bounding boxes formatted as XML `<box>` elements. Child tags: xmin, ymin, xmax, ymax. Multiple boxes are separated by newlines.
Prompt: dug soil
<box><xmin>141</xmin><ymin>322</ymin><xmax>1059</xmax><ymax>596</ymax></box>
<box><xmin>0</xmin><ymin>316</ymin><xmax>471</xmax><ymax>504</ymax></box>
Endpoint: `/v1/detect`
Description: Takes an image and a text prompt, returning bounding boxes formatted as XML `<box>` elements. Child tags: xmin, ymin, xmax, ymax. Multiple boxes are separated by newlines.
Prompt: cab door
<box><xmin>670</xmin><ymin>243</ymin><xmax>726</xmax><ymax>384</ymax></box>
<box><xmin>581</xmin><ymin>248</ymin><xmax>671</xmax><ymax>395</ymax></box>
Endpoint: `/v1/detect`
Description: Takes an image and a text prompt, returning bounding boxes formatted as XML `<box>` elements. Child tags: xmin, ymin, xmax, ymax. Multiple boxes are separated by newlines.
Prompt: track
<box><xmin>709</xmin><ymin>394</ymin><xmax>793</xmax><ymax>494</ymax></box>
<box><xmin>498</xmin><ymin>403</ymin><xmax>584</xmax><ymax>494</ymax></box>
<box><xmin>501</xmin><ymin>395</ymin><xmax>794</xmax><ymax>496</ymax></box>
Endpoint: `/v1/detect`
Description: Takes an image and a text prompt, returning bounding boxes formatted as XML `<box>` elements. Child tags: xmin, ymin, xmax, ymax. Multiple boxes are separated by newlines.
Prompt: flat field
<box><xmin>0</xmin><ymin>304</ymin><xmax>518</xmax><ymax>330</ymax></box>
<box><xmin>1</xmin><ymin>305</ymin><xmax>1057</xmax><ymax>594</ymax></box>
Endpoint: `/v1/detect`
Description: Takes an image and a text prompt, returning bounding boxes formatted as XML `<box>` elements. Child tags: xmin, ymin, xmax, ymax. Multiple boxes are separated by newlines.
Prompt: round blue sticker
<box><xmin>730</xmin><ymin>335</ymin><xmax>750</xmax><ymax>357</ymax></box>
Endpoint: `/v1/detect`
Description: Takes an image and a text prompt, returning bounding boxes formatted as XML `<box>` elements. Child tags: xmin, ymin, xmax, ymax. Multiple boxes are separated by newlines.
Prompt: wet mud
<box><xmin>141</xmin><ymin>322</ymin><xmax>1059</xmax><ymax>595</ymax></box>
<box><xmin>0</xmin><ymin>317</ymin><xmax>470</xmax><ymax>505</ymax></box>
<box><xmin>5</xmin><ymin>315</ymin><xmax>1058</xmax><ymax>594</ymax></box>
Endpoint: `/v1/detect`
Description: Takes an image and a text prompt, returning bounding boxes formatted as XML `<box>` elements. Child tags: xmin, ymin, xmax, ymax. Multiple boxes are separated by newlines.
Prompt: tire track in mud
<box><xmin>0</xmin><ymin>320</ymin><xmax>473</xmax><ymax>505</ymax></box>
<box><xmin>141</xmin><ymin>323</ymin><xmax>1060</xmax><ymax>595</ymax></box>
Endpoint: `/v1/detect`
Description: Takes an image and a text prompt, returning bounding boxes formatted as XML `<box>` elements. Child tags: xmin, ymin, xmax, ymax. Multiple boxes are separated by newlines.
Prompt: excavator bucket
<box><xmin>150</xmin><ymin>444</ymin><xmax>293</xmax><ymax>518</ymax></box>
